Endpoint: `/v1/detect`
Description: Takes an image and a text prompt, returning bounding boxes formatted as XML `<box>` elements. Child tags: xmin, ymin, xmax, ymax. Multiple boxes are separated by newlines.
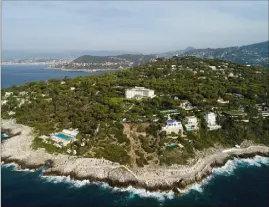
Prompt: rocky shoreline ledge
<box><xmin>2</xmin><ymin>119</ymin><xmax>269</xmax><ymax>194</ymax></box>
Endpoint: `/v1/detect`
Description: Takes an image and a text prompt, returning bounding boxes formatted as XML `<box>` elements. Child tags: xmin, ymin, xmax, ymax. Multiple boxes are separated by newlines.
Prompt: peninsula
<box><xmin>47</xmin><ymin>54</ymin><xmax>156</xmax><ymax>71</ymax></box>
<box><xmin>2</xmin><ymin>56</ymin><xmax>269</xmax><ymax>192</ymax></box>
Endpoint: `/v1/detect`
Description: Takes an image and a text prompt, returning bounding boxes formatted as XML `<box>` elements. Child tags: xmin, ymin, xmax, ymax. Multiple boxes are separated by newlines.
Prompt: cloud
<box><xmin>2</xmin><ymin>1</ymin><xmax>268</xmax><ymax>53</ymax></box>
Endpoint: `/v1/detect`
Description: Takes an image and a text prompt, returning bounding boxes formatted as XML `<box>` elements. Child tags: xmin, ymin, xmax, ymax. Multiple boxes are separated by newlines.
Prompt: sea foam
<box><xmin>173</xmin><ymin>155</ymin><xmax>269</xmax><ymax>195</ymax></box>
<box><xmin>1</xmin><ymin>162</ymin><xmax>35</xmax><ymax>172</ymax></box>
<box><xmin>41</xmin><ymin>175</ymin><xmax>89</xmax><ymax>188</ymax></box>
<box><xmin>212</xmin><ymin>155</ymin><xmax>269</xmax><ymax>176</ymax></box>
<box><xmin>107</xmin><ymin>185</ymin><xmax>175</xmax><ymax>201</ymax></box>
<box><xmin>41</xmin><ymin>175</ymin><xmax>175</xmax><ymax>201</ymax></box>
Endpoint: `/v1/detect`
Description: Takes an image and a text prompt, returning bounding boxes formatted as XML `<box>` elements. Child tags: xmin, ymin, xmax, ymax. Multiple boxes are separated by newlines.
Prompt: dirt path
<box><xmin>123</xmin><ymin>124</ymin><xmax>137</xmax><ymax>169</ymax></box>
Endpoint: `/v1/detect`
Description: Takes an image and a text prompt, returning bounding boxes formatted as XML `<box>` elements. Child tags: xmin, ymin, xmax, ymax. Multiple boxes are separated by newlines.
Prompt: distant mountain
<box><xmin>179</xmin><ymin>41</ymin><xmax>269</xmax><ymax>68</ymax></box>
<box><xmin>4</xmin><ymin>41</ymin><xmax>268</xmax><ymax>68</ymax></box>
<box><xmin>158</xmin><ymin>47</ymin><xmax>196</xmax><ymax>57</ymax></box>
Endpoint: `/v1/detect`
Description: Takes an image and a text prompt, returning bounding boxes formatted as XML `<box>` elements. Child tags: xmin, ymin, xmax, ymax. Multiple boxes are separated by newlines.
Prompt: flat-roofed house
<box><xmin>204</xmin><ymin>112</ymin><xmax>221</xmax><ymax>131</ymax></box>
<box><xmin>5</xmin><ymin>92</ymin><xmax>13</xmax><ymax>97</ymax></box>
<box><xmin>217</xmin><ymin>97</ymin><xmax>229</xmax><ymax>104</ymax></box>
<box><xmin>125</xmin><ymin>87</ymin><xmax>155</xmax><ymax>99</ymax></box>
<box><xmin>184</xmin><ymin>116</ymin><xmax>199</xmax><ymax>131</ymax></box>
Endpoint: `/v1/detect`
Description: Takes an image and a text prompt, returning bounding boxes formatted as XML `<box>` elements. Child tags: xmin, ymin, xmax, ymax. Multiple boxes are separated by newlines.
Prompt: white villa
<box><xmin>209</xmin><ymin>66</ymin><xmax>217</xmax><ymax>70</ymax></box>
<box><xmin>204</xmin><ymin>112</ymin><xmax>221</xmax><ymax>131</ymax></box>
<box><xmin>256</xmin><ymin>104</ymin><xmax>269</xmax><ymax>118</ymax></box>
<box><xmin>162</xmin><ymin>120</ymin><xmax>183</xmax><ymax>136</ymax></box>
<box><xmin>217</xmin><ymin>97</ymin><xmax>229</xmax><ymax>104</ymax></box>
<box><xmin>171</xmin><ymin>65</ymin><xmax>177</xmax><ymax>70</ymax></box>
<box><xmin>179</xmin><ymin>100</ymin><xmax>194</xmax><ymax>111</ymax></box>
<box><xmin>125</xmin><ymin>87</ymin><xmax>155</xmax><ymax>99</ymax></box>
<box><xmin>1</xmin><ymin>100</ymin><xmax>7</xmax><ymax>105</ymax></box>
<box><xmin>184</xmin><ymin>116</ymin><xmax>199</xmax><ymax>131</ymax></box>
<box><xmin>19</xmin><ymin>91</ymin><xmax>27</xmax><ymax>96</ymax></box>
<box><xmin>5</xmin><ymin>92</ymin><xmax>13</xmax><ymax>97</ymax></box>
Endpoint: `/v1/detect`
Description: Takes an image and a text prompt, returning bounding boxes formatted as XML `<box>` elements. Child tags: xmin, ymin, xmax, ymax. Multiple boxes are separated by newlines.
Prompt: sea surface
<box><xmin>1</xmin><ymin>65</ymin><xmax>108</xmax><ymax>88</ymax></box>
<box><xmin>1</xmin><ymin>65</ymin><xmax>269</xmax><ymax>207</ymax></box>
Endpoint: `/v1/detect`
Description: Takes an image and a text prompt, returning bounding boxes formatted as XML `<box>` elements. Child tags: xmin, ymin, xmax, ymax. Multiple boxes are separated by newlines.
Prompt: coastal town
<box><xmin>47</xmin><ymin>54</ymin><xmax>156</xmax><ymax>71</ymax></box>
<box><xmin>2</xmin><ymin>57</ymin><xmax>73</xmax><ymax>66</ymax></box>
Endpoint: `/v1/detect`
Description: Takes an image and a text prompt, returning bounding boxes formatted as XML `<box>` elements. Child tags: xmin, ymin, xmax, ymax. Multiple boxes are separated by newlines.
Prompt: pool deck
<box><xmin>50</xmin><ymin>134</ymin><xmax>75</xmax><ymax>146</ymax></box>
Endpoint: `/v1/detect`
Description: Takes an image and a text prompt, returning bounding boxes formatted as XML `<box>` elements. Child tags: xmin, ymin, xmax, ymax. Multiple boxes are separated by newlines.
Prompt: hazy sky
<box><xmin>2</xmin><ymin>1</ymin><xmax>268</xmax><ymax>53</ymax></box>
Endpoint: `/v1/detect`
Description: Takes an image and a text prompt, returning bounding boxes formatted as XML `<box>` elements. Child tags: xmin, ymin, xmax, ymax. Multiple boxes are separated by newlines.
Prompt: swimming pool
<box><xmin>55</xmin><ymin>133</ymin><xmax>72</xmax><ymax>141</ymax></box>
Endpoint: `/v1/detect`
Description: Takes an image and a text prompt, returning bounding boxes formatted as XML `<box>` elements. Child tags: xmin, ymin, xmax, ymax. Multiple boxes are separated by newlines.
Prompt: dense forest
<box><xmin>2</xmin><ymin>56</ymin><xmax>269</xmax><ymax>168</ymax></box>
<box><xmin>73</xmin><ymin>54</ymin><xmax>155</xmax><ymax>65</ymax></box>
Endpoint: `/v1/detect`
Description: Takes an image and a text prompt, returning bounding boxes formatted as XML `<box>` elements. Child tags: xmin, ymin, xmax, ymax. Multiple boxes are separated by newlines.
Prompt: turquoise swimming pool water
<box><xmin>55</xmin><ymin>133</ymin><xmax>72</xmax><ymax>141</ymax></box>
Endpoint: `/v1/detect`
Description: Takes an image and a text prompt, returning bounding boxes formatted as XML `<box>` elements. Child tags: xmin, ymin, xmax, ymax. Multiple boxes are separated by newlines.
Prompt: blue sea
<box><xmin>1</xmin><ymin>65</ymin><xmax>269</xmax><ymax>207</ymax></box>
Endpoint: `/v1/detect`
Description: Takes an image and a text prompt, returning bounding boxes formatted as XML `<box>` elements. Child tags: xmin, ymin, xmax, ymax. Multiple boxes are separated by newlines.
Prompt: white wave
<box><xmin>178</xmin><ymin>173</ymin><xmax>212</xmax><ymax>195</ymax></box>
<box><xmin>95</xmin><ymin>180</ymin><xmax>175</xmax><ymax>200</ymax></box>
<box><xmin>212</xmin><ymin>159</ymin><xmax>238</xmax><ymax>176</ymax></box>
<box><xmin>109</xmin><ymin>185</ymin><xmax>175</xmax><ymax>201</ymax></box>
<box><xmin>1</xmin><ymin>162</ymin><xmax>19</xmax><ymax>169</ymax></box>
<box><xmin>16</xmin><ymin>168</ymin><xmax>35</xmax><ymax>172</ymax></box>
<box><xmin>41</xmin><ymin>174</ymin><xmax>175</xmax><ymax>200</ymax></box>
<box><xmin>41</xmin><ymin>175</ymin><xmax>89</xmax><ymax>188</ymax></box>
<box><xmin>237</xmin><ymin>155</ymin><xmax>269</xmax><ymax>167</ymax></box>
<box><xmin>179</xmin><ymin>155</ymin><xmax>269</xmax><ymax>195</ymax></box>
<box><xmin>212</xmin><ymin>155</ymin><xmax>269</xmax><ymax>176</ymax></box>
<box><xmin>1</xmin><ymin>162</ymin><xmax>35</xmax><ymax>172</ymax></box>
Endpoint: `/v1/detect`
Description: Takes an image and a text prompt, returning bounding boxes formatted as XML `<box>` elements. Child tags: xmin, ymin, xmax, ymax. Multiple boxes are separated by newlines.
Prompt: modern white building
<box><xmin>162</xmin><ymin>120</ymin><xmax>183</xmax><ymax>136</ymax></box>
<box><xmin>19</xmin><ymin>91</ymin><xmax>27</xmax><ymax>96</ymax></box>
<box><xmin>184</xmin><ymin>116</ymin><xmax>199</xmax><ymax>131</ymax></box>
<box><xmin>125</xmin><ymin>87</ymin><xmax>155</xmax><ymax>99</ymax></box>
<box><xmin>256</xmin><ymin>104</ymin><xmax>269</xmax><ymax>118</ymax></box>
<box><xmin>1</xmin><ymin>100</ymin><xmax>7</xmax><ymax>105</ymax></box>
<box><xmin>5</xmin><ymin>92</ymin><xmax>13</xmax><ymax>97</ymax></box>
<box><xmin>171</xmin><ymin>65</ymin><xmax>177</xmax><ymax>70</ymax></box>
<box><xmin>209</xmin><ymin>66</ymin><xmax>217</xmax><ymax>70</ymax></box>
<box><xmin>217</xmin><ymin>97</ymin><xmax>229</xmax><ymax>104</ymax></box>
<box><xmin>204</xmin><ymin>112</ymin><xmax>221</xmax><ymax>131</ymax></box>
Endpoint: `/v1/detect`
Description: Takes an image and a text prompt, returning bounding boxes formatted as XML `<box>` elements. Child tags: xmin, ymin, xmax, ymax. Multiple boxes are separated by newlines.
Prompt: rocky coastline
<box><xmin>2</xmin><ymin>119</ymin><xmax>269</xmax><ymax>194</ymax></box>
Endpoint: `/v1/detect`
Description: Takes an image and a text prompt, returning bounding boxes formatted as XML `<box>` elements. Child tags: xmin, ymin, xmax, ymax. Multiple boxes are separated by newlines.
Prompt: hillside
<box><xmin>158</xmin><ymin>47</ymin><xmax>196</xmax><ymax>57</ymax></box>
<box><xmin>179</xmin><ymin>41</ymin><xmax>269</xmax><ymax>68</ymax></box>
<box><xmin>48</xmin><ymin>41</ymin><xmax>268</xmax><ymax>70</ymax></box>
<box><xmin>2</xmin><ymin>56</ymin><xmax>269</xmax><ymax>167</ymax></box>
<box><xmin>49</xmin><ymin>54</ymin><xmax>156</xmax><ymax>70</ymax></box>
